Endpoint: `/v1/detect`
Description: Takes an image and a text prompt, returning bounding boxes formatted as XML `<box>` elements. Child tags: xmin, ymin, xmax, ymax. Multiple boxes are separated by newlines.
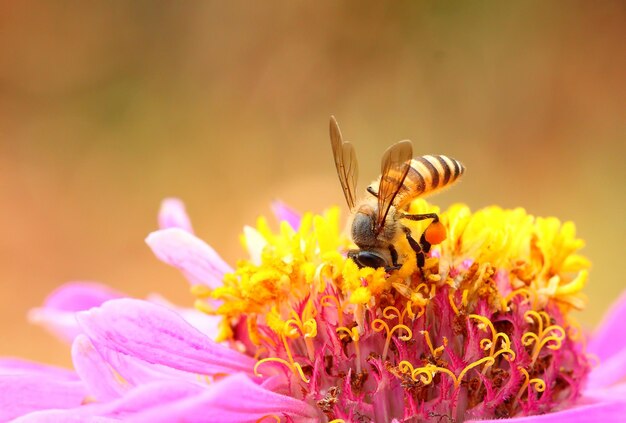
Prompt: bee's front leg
<box><xmin>403</xmin><ymin>226</ymin><xmax>426</xmax><ymax>271</ymax></box>
<box><xmin>385</xmin><ymin>244</ymin><xmax>401</xmax><ymax>272</ymax></box>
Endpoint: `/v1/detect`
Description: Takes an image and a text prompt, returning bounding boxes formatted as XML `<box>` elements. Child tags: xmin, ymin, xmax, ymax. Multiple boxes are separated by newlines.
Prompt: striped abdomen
<box><xmin>370</xmin><ymin>155</ymin><xmax>465</xmax><ymax>209</ymax></box>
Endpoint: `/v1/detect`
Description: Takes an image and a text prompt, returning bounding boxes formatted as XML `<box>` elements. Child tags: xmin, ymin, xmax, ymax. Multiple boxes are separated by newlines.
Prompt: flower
<box><xmin>3</xmin><ymin>198</ymin><xmax>626</xmax><ymax>422</ymax></box>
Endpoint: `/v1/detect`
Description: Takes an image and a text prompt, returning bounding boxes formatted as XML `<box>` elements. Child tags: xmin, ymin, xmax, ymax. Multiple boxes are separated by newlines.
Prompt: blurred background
<box><xmin>1</xmin><ymin>1</ymin><xmax>624</xmax><ymax>367</ymax></box>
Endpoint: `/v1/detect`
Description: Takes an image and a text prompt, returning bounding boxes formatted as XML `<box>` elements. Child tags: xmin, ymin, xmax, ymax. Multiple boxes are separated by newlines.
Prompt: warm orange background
<box><xmin>1</xmin><ymin>2</ymin><xmax>624</xmax><ymax>368</ymax></box>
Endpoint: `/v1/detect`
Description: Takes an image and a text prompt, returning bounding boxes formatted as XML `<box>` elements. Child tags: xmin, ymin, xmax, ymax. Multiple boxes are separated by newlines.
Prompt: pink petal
<box><xmin>587</xmin><ymin>290</ymin><xmax>626</xmax><ymax>362</ymax></box>
<box><xmin>130</xmin><ymin>373</ymin><xmax>319</xmax><ymax>423</ymax></box>
<box><xmin>97</xmin><ymin>380</ymin><xmax>204</xmax><ymax>417</ymax></box>
<box><xmin>71</xmin><ymin>334</ymin><xmax>129</xmax><ymax>401</ymax></box>
<box><xmin>13</xmin><ymin>380</ymin><xmax>205</xmax><ymax>422</ymax></box>
<box><xmin>42</xmin><ymin>282</ymin><xmax>124</xmax><ymax>312</ymax></box>
<box><xmin>0</xmin><ymin>358</ymin><xmax>78</xmax><ymax>380</ymax></box>
<box><xmin>147</xmin><ymin>294</ymin><xmax>221</xmax><ymax>340</ymax></box>
<box><xmin>468</xmin><ymin>400</ymin><xmax>626</xmax><ymax>422</ymax></box>
<box><xmin>0</xmin><ymin>374</ymin><xmax>86</xmax><ymax>421</ymax></box>
<box><xmin>27</xmin><ymin>308</ymin><xmax>83</xmax><ymax>344</ymax></box>
<box><xmin>586</xmin><ymin>350</ymin><xmax>626</xmax><ymax>390</ymax></box>
<box><xmin>28</xmin><ymin>282</ymin><xmax>124</xmax><ymax>343</ymax></box>
<box><xmin>13</xmin><ymin>412</ymin><xmax>118</xmax><ymax>423</ymax></box>
<box><xmin>76</xmin><ymin>298</ymin><xmax>256</xmax><ymax>376</ymax></box>
<box><xmin>585</xmin><ymin>382</ymin><xmax>626</xmax><ymax>402</ymax></box>
<box><xmin>271</xmin><ymin>200</ymin><xmax>301</xmax><ymax>230</ymax></box>
<box><xmin>95</xmin><ymin>341</ymin><xmax>206</xmax><ymax>387</ymax></box>
<box><xmin>145</xmin><ymin>228</ymin><xmax>232</xmax><ymax>288</ymax></box>
<box><xmin>158</xmin><ymin>198</ymin><xmax>194</xmax><ymax>233</ymax></box>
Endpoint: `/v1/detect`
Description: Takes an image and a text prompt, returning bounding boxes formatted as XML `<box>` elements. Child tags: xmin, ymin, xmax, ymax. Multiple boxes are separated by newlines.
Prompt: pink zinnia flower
<box><xmin>2</xmin><ymin>198</ymin><xmax>625</xmax><ymax>422</ymax></box>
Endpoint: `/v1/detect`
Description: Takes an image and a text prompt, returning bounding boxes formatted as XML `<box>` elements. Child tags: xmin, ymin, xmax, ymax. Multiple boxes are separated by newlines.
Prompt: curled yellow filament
<box><xmin>372</xmin><ymin>319</ymin><xmax>413</xmax><ymax>361</ymax></box>
<box><xmin>275</xmin><ymin>334</ymin><xmax>293</xmax><ymax>368</ymax></box>
<box><xmin>415</xmin><ymin>283</ymin><xmax>430</xmax><ymax>297</ymax></box>
<box><xmin>461</xmin><ymin>289</ymin><xmax>469</xmax><ymax>308</ymax></box>
<box><xmin>448</xmin><ymin>293</ymin><xmax>460</xmax><ymax>315</ymax></box>
<box><xmin>522</xmin><ymin>310</ymin><xmax>566</xmax><ymax>364</ymax></box>
<box><xmin>469</xmin><ymin>314</ymin><xmax>516</xmax><ymax>362</ymax></box>
<box><xmin>399</xmin><ymin>357</ymin><xmax>496</xmax><ymax>389</ymax></box>
<box><xmin>413</xmin><ymin>365</ymin><xmax>440</xmax><ymax>385</ymax></box>
<box><xmin>502</xmin><ymin>288</ymin><xmax>537</xmax><ymax>312</ymax></box>
<box><xmin>284</xmin><ymin>308</ymin><xmax>318</xmax><ymax>361</ymax></box>
<box><xmin>455</xmin><ymin>357</ymin><xmax>495</xmax><ymax>388</ymax></box>
<box><xmin>449</xmin><ymin>289</ymin><xmax>469</xmax><ymax>315</ymax></box>
<box><xmin>382</xmin><ymin>305</ymin><xmax>402</xmax><ymax>322</ymax></box>
<box><xmin>320</xmin><ymin>294</ymin><xmax>344</xmax><ymax>327</ymax></box>
<box><xmin>254</xmin><ymin>357</ymin><xmax>310</xmax><ymax>383</ymax></box>
<box><xmin>420</xmin><ymin>330</ymin><xmax>446</xmax><ymax>358</ymax></box>
<box><xmin>381</xmin><ymin>303</ymin><xmax>422</xmax><ymax>338</ymax></box>
<box><xmin>336</xmin><ymin>326</ymin><xmax>361</xmax><ymax>373</ymax></box>
<box><xmin>516</xmin><ymin>366</ymin><xmax>546</xmax><ymax>403</ymax></box>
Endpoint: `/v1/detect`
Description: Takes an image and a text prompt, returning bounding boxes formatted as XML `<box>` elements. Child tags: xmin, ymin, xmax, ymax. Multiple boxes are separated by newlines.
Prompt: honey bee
<box><xmin>329</xmin><ymin>116</ymin><xmax>465</xmax><ymax>270</ymax></box>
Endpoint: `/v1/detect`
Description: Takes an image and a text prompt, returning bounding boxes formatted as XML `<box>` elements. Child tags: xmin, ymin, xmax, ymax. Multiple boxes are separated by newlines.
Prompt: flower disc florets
<box><xmin>196</xmin><ymin>200</ymin><xmax>591</xmax><ymax>422</ymax></box>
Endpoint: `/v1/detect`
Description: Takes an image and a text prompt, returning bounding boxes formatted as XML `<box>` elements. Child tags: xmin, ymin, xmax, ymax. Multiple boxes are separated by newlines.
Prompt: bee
<box><xmin>329</xmin><ymin>116</ymin><xmax>465</xmax><ymax>270</ymax></box>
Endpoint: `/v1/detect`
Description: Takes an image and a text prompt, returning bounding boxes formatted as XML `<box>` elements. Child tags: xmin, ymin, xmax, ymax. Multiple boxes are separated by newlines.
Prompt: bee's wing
<box><xmin>329</xmin><ymin>116</ymin><xmax>358</xmax><ymax>210</ymax></box>
<box><xmin>375</xmin><ymin>140</ymin><xmax>413</xmax><ymax>234</ymax></box>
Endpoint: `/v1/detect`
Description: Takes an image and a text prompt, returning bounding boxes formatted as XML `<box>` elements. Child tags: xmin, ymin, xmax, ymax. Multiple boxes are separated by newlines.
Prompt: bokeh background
<box><xmin>1</xmin><ymin>1</ymin><xmax>624</xmax><ymax>368</ymax></box>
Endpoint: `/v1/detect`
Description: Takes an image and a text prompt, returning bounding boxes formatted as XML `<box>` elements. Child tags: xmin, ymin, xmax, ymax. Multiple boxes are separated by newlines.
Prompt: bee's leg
<box><xmin>403</xmin><ymin>226</ymin><xmax>426</xmax><ymax>270</ymax></box>
<box><xmin>384</xmin><ymin>244</ymin><xmax>401</xmax><ymax>272</ymax></box>
<box><xmin>401</xmin><ymin>212</ymin><xmax>442</xmax><ymax>253</ymax></box>
<box><xmin>401</xmin><ymin>212</ymin><xmax>439</xmax><ymax>223</ymax></box>
<box><xmin>366</xmin><ymin>186</ymin><xmax>379</xmax><ymax>198</ymax></box>
<box><xmin>420</xmin><ymin>233</ymin><xmax>432</xmax><ymax>253</ymax></box>
<box><xmin>389</xmin><ymin>244</ymin><xmax>399</xmax><ymax>266</ymax></box>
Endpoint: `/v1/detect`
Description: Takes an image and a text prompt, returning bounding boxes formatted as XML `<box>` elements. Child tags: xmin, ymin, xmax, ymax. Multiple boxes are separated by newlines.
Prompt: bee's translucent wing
<box><xmin>375</xmin><ymin>140</ymin><xmax>413</xmax><ymax>234</ymax></box>
<box><xmin>329</xmin><ymin>116</ymin><xmax>358</xmax><ymax>209</ymax></box>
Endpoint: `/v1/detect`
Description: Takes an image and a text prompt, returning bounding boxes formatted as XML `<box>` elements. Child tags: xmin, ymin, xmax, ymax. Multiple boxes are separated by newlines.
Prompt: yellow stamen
<box><xmin>516</xmin><ymin>366</ymin><xmax>546</xmax><ymax>402</ymax></box>
<box><xmin>372</xmin><ymin>319</ymin><xmax>412</xmax><ymax>361</ymax></box>
<box><xmin>456</xmin><ymin>357</ymin><xmax>496</xmax><ymax>388</ymax></box>
<box><xmin>448</xmin><ymin>293</ymin><xmax>460</xmax><ymax>315</ymax></box>
<box><xmin>401</xmin><ymin>356</ymin><xmax>496</xmax><ymax>390</ymax></box>
<box><xmin>280</xmin><ymin>333</ymin><xmax>296</xmax><ymax>365</ymax></box>
<box><xmin>337</xmin><ymin>326</ymin><xmax>361</xmax><ymax>373</ymax></box>
<box><xmin>254</xmin><ymin>357</ymin><xmax>310</xmax><ymax>383</ymax></box>
<box><xmin>415</xmin><ymin>283</ymin><xmax>430</xmax><ymax>297</ymax></box>
<box><xmin>190</xmin><ymin>284</ymin><xmax>212</xmax><ymax>299</ymax></box>
<box><xmin>284</xmin><ymin>308</ymin><xmax>318</xmax><ymax>362</ymax></box>
<box><xmin>469</xmin><ymin>314</ymin><xmax>497</xmax><ymax>356</ymax></box>
<box><xmin>256</xmin><ymin>415</ymin><xmax>280</xmax><ymax>423</ymax></box>
<box><xmin>430</xmin><ymin>284</ymin><xmax>437</xmax><ymax>298</ymax></box>
<box><xmin>320</xmin><ymin>295</ymin><xmax>344</xmax><ymax>327</ymax></box>
<box><xmin>555</xmin><ymin>270</ymin><xmax>588</xmax><ymax>296</ymax></box>
<box><xmin>382</xmin><ymin>305</ymin><xmax>402</xmax><ymax>321</ymax></box>
<box><xmin>420</xmin><ymin>330</ymin><xmax>445</xmax><ymax>358</ymax></box>
<box><xmin>522</xmin><ymin>310</ymin><xmax>566</xmax><ymax>364</ymax></box>
<box><xmin>502</xmin><ymin>288</ymin><xmax>536</xmax><ymax>311</ymax></box>
<box><xmin>194</xmin><ymin>298</ymin><xmax>214</xmax><ymax>315</ymax></box>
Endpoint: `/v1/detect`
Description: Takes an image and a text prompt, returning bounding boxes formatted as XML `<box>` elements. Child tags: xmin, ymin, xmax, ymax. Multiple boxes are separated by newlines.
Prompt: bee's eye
<box><xmin>352</xmin><ymin>251</ymin><xmax>387</xmax><ymax>269</ymax></box>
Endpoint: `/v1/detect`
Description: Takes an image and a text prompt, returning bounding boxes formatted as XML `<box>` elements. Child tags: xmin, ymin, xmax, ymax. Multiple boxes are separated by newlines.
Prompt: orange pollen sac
<box><xmin>424</xmin><ymin>221</ymin><xmax>446</xmax><ymax>245</ymax></box>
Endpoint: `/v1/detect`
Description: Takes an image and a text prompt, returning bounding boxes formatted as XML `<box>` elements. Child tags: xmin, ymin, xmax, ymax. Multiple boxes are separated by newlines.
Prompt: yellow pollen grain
<box><xmin>350</xmin><ymin>286</ymin><xmax>372</xmax><ymax>305</ymax></box>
